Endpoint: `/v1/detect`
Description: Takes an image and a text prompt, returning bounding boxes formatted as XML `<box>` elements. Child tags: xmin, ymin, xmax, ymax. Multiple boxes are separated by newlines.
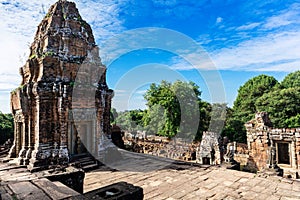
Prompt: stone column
<box><xmin>291</xmin><ymin>140</ymin><xmax>296</xmax><ymax>169</ymax></box>
<box><xmin>7</xmin><ymin>120</ymin><xmax>17</xmax><ymax>158</ymax></box>
<box><xmin>58</xmin><ymin>84</ymin><xmax>69</xmax><ymax>164</ymax></box>
<box><xmin>29</xmin><ymin>92</ymin><xmax>41</xmax><ymax>168</ymax></box>
<box><xmin>17</xmin><ymin>117</ymin><xmax>27</xmax><ymax>165</ymax></box>
<box><xmin>269</xmin><ymin>139</ymin><xmax>276</xmax><ymax>168</ymax></box>
<box><xmin>24</xmin><ymin>115</ymin><xmax>32</xmax><ymax>165</ymax></box>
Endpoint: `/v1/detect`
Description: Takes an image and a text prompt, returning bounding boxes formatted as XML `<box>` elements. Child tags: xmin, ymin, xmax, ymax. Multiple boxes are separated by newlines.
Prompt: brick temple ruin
<box><xmin>8</xmin><ymin>0</ymin><xmax>113</xmax><ymax>169</ymax></box>
<box><xmin>198</xmin><ymin>131</ymin><xmax>223</xmax><ymax>165</ymax></box>
<box><xmin>245</xmin><ymin>112</ymin><xmax>300</xmax><ymax>178</ymax></box>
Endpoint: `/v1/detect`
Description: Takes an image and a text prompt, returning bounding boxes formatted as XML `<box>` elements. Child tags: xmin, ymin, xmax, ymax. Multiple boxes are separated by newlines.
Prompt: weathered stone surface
<box><xmin>125</xmin><ymin>136</ymin><xmax>198</xmax><ymax>162</ymax></box>
<box><xmin>8</xmin><ymin>0</ymin><xmax>113</xmax><ymax>168</ymax></box>
<box><xmin>83</xmin><ymin>150</ymin><xmax>300</xmax><ymax>200</ymax></box>
<box><xmin>198</xmin><ymin>132</ymin><xmax>223</xmax><ymax>165</ymax></box>
<box><xmin>0</xmin><ymin>162</ymin><xmax>85</xmax><ymax>199</ymax></box>
<box><xmin>8</xmin><ymin>181</ymin><xmax>51</xmax><ymax>200</ymax></box>
<box><xmin>34</xmin><ymin>178</ymin><xmax>80</xmax><ymax>199</ymax></box>
<box><xmin>245</xmin><ymin>112</ymin><xmax>300</xmax><ymax>177</ymax></box>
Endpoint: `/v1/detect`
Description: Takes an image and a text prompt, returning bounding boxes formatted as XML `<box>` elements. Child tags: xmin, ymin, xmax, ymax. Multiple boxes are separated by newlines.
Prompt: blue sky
<box><xmin>0</xmin><ymin>0</ymin><xmax>299</xmax><ymax>113</ymax></box>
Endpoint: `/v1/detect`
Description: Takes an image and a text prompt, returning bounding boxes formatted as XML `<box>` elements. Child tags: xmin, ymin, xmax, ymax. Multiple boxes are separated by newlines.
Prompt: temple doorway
<box><xmin>69</xmin><ymin>121</ymin><xmax>94</xmax><ymax>155</ymax></box>
<box><xmin>276</xmin><ymin>142</ymin><xmax>290</xmax><ymax>165</ymax></box>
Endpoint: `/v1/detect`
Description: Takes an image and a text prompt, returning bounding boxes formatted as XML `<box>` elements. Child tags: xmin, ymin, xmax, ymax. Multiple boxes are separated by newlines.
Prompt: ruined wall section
<box><xmin>197</xmin><ymin>132</ymin><xmax>222</xmax><ymax>165</ymax></box>
<box><xmin>245</xmin><ymin>112</ymin><xmax>300</xmax><ymax>173</ymax></box>
<box><xmin>245</xmin><ymin>125</ymin><xmax>271</xmax><ymax>170</ymax></box>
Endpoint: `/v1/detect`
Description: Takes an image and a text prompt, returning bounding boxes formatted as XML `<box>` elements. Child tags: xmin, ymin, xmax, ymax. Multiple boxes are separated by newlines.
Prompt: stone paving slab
<box><xmin>84</xmin><ymin>151</ymin><xmax>300</xmax><ymax>200</ymax></box>
<box><xmin>1</xmin><ymin>151</ymin><xmax>300</xmax><ymax>199</ymax></box>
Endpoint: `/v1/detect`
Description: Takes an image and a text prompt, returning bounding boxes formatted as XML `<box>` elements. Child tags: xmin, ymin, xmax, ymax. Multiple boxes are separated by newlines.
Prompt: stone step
<box><xmin>80</xmin><ymin>160</ymin><xmax>97</xmax><ymax>166</ymax></box>
<box><xmin>75</xmin><ymin>157</ymin><xmax>94</xmax><ymax>162</ymax></box>
<box><xmin>69</xmin><ymin>153</ymin><xmax>100</xmax><ymax>172</ymax></box>
<box><xmin>70</xmin><ymin>153</ymin><xmax>92</xmax><ymax>161</ymax></box>
<box><xmin>82</xmin><ymin>163</ymin><xmax>99</xmax><ymax>172</ymax></box>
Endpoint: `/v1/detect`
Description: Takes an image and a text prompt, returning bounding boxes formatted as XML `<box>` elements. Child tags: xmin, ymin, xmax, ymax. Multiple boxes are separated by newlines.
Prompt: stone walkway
<box><xmin>1</xmin><ymin>150</ymin><xmax>300</xmax><ymax>199</ymax></box>
<box><xmin>85</xmin><ymin>150</ymin><xmax>300</xmax><ymax>200</ymax></box>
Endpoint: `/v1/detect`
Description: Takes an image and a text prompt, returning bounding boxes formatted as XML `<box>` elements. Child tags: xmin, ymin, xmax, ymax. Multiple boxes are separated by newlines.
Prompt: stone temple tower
<box><xmin>8</xmin><ymin>0</ymin><xmax>113</xmax><ymax>168</ymax></box>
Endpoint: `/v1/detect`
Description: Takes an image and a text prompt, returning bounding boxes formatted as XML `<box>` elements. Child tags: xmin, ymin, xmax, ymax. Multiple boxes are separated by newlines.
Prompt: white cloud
<box><xmin>211</xmin><ymin>31</ymin><xmax>300</xmax><ymax>72</ymax></box>
<box><xmin>216</xmin><ymin>17</ymin><xmax>223</xmax><ymax>24</ymax></box>
<box><xmin>196</xmin><ymin>34</ymin><xmax>212</xmax><ymax>45</ymax></box>
<box><xmin>236</xmin><ymin>22</ymin><xmax>260</xmax><ymax>31</ymax></box>
<box><xmin>152</xmin><ymin>0</ymin><xmax>178</xmax><ymax>7</ymax></box>
<box><xmin>263</xmin><ymin>4</ymin><xmax>300</xmax><ymax>30</ymax></box>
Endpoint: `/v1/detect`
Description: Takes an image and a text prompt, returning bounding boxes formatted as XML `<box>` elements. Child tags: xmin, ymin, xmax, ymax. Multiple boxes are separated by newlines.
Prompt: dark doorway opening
<box><xmin>202</xmin><ymin>157</ymin><xmax>210</xmax><ymax>165</ymax></box>
<box><xmin>277</xmin><ymin>143</ymin><xmax>290</xmax><ymax>165</ymax></box>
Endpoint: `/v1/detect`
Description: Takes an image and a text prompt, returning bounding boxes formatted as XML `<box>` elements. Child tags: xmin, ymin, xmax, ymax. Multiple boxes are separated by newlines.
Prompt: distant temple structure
<box><xmin>245</xmin><ymin>112</ymin><xmax>300</xmax><ymax>178</ymax></box>
<box><xmin>8</xmin><ymin>0</ymin><xmax>113</xmax><ymax>169</ymax></box>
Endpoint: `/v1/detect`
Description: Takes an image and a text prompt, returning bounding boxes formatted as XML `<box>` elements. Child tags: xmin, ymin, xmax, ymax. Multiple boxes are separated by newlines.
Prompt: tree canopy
<box><xmin>114</xmin><ymin>80</ymin><xmax>210</xmax><ymax>140</ymax></box>
<box><xmin>0</xmin><ymin>112</ymin><xmax>14</xmax><ymax>145</ymax></box>
<box><xmin>256</xmin><ymin>83</ymin><xmax>300</xmax><ymax>128</ymax></box>
<box><xmin>233</xmin><ymin>74</ymin><xmax>279</xmax><ymax>123</ymax></box>
<box><xmin>281</xmin><ymin>70</ymin><xmax>300</xmax><ymax>89</ymax></box>
<box><xmin>144</xmin><ymin>80</ymin><xmax>203</xmax><ymax>139</ymax></box>
<box><xmin>113</xmin><ymin>70</ymin><xmax>300</xmax><ymax>143</ymax></box>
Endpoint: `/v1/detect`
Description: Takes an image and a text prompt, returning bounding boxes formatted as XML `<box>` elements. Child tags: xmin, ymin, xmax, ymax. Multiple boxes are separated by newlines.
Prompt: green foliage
<box><xmin>110</xmin><ymin>108</ymin><xmax>118</xmax><ymax>124</ymax></box>
<box><xmin>195</xmin><ymin>101</ymin><xmax>211</xmax><ymax>140</ymax></box>
<box><xmin>113</xmin><ymin>80</ymin><xmax>215</xmax><ymax>140</ymax></box>
<box><xmin>70</xmin><ymin>81</ymin><xmax>75</xmax><ymax>87</ymax></box>
<box><xmin>29</xmin><ymin>54</ymin><xmax>37</xmax><ymax>60</ymax></box>
<box><xmin>209</xmin><ymin>103</ymin><xmax>227</xmax><ymax>134</ymax></box>
<box><xmin>222</xmin><ymin>118</ymin><xmax>246</xmax><ymax>143</ymax></box>
<box><xmin>281</xmin><ymin>70</ymin><xmax>300</xmax><ymax>89</ymax></box>
<box><xmin>0</xmin><ymin>112</ymin><xmax>14</xmax><ymax>145</ymax></box>
<box><xmin>45</xmin><ymin>12</ymin><xmax>51</xmax><ymax>18</ymax></box>
<box><xmin>226</xmin><ymin>75</ymin><xmax>278</xmax><ymax>142</ymax></box>
<box><xmin>113</xmin><ymin>71</ymin><xmax>300</xmax><ymax>144</ymax></box>
<box><xmin>233</xmin><ymin>74</ymin><xmax>278</xmax><ymax>123</ymax></box>
<box><xmin>227</xmin><ymin>70</ymin><xmax>300</xmax><ymax>142</ymax></box>
<box><xmin>144</xmin><ymin>80</ymin><xmax>203</xmax><ymax>139</ymax></box>
<box><xmin>115</xmin><ymin>109</ymin><xmax>146</xmax><ymax>132</ymax></box>
<box><xmin>143</xmin><ymin>105</ymin><xmax>167</xmax><ymax>135</ymax></box>
<box><xmin>11</xmin><ymin>85</ymin><xmax>25</xmax><ymax>95</ymax></box>
<box><xmin>41</xmin><ymin>51</ymin><xmax>55</xmax><ymax>58</ymax></box>
<box><xmin>255</xmin><ymin>87</ymin><xmax>300</xmax><ymax>127</ymax></box>
<box><xmin>285</xmin><ymin>114</ymin><xmax>300</xmax><ymax>128</ymax></box>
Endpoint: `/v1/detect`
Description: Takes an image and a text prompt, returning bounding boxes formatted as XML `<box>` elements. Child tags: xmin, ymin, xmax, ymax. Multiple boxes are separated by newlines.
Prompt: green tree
<box><xmin>255</xmin><ymin>87</ymin><xmax>300</xmax><ymax>128</ymax></box>
<box><xmin>144</xmin><ymin>80</ymin><xmax>204</xmax><ymax>139</ymax></box>
<box><xmin>143</xmin><ymin>104</ymin><xmax>166</xmax><ymax>135</ymax></box>
<box><xmin>233</xmin><ymin>74</ymin><xmax>278</xmax><ymax>123</ymax></box>
<box><xmin>285</xmin><ymin>114</ymin><xmax>300</xmax><ymax>128</ymax></box>
<box><xmin>196</xmin><ymin>101</ymin><xmax>211</xmax><ymax>140</ymax></box>
<box><xmin>281</xmin><ymin>70</ymin><xmax>300</xmax><ymax>89</ymax></box>
<box><xmin>110</xmin><ymin>108</ymin><xmax>118</xmax><ymax>124</ymax></box>
<box><xmin>115</xmin><ymin>109</ymin><xmax>145</xmax><ymax>131</ymax></box>
<box><xmin>0</xmin><ymin>112</ymin><xmax>14</xmax><ymax>145</ymax></box>
<box><xmin>209</xmin><ymin>103</ymin><xmax>227</xmax><ymax>134</ymax></box>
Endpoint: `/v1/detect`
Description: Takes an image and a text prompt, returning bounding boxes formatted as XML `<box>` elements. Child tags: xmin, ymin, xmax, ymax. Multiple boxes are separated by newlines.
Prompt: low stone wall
<box><xmin>124</xmin><ymin>137</ymin><xmax>199</xmax><ymax>161</ymax></box>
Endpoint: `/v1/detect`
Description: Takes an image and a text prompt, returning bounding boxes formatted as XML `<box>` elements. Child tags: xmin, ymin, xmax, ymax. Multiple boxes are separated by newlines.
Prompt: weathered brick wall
<box><xmin>246</xmin><ymin>128</ymin><xmax>270</xmax><ymax>170</ymax></box>
<box><xmin>245</xmin><ymin>112</ymin><xmax>300</xmax><ymax>171</ymax></box>
<box><xmin>8</xmin><ymin>0</ymin><xmax>112</xmax><ymax>168</ymax></box>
